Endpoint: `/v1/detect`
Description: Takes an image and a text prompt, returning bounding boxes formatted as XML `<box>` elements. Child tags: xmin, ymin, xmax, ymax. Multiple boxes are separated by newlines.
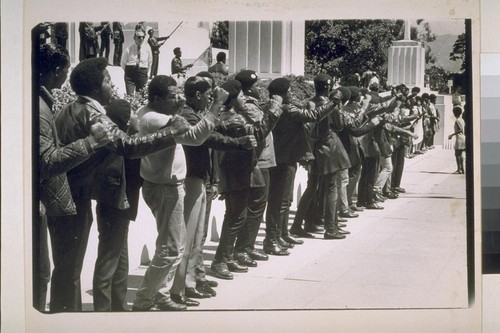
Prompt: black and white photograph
<box><xmin>31</xmin><ymin>18</ymin><xmax>472</xmax><ymax>312</ymax></box>
<box><xmin>2</xmin><ymin>0</ymin><xmax>489</xmax><ymax>332</ymax></box>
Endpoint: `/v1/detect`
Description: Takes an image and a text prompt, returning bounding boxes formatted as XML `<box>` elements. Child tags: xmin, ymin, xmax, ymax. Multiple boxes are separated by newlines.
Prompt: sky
<box><xmin>422</xmin><ymin>19</ymin><xmax>466</xmax><ymax>36</ymax></box>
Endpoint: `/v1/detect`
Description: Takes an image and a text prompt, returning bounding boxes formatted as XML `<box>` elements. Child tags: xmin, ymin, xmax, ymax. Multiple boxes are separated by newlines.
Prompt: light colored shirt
<box><xmin>121</xmin><ymin>43</ymin><xmax>152</xmax><ymax>70</ymax></box>
<box><xmin>138</xmin><ymin>105</ymin><xmax>218</xmax><ymax>184</ymax></box>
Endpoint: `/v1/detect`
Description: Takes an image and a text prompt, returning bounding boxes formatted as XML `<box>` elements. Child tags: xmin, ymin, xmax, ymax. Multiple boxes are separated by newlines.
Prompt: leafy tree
<box><xmin>425</xmin><ymin>65</ymin><xmax>450</xmax><ymax>93</ymax></box>
<box><xmin>449</xmin><ymin>33</ymin><xmax>466</xmax><ymax>72</ymax></box>
<box><xmin>211</xmin><ymin>21</ymin><xmax>229</xmax><ymax>49</ymax></box>
<box><xmin>304</xmin><ymin>20</ymin><xmax>404</xmax><ymax>83</ymax></box>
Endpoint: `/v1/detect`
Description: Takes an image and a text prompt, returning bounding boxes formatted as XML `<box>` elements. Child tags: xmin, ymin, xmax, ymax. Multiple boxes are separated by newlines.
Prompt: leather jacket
<box><xmin>55</xmin><ymin>96</ymin><xmax>176</xmax><ymax>200</ymax></box>
<box><xmin>39</xmin><ymin>88</ymin><xmax>95</xmax><ymax>216</ymax></box>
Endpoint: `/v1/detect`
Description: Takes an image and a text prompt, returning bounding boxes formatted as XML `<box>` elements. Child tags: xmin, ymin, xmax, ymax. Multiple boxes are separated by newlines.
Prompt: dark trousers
<box><xmin>99</xmin><ymin>38</ymin><xmax>110</xmax><ymax>60</ymax></box>
<box><xmin>357</xmin><ymin>156</ymin><xmax>379</xmax><ymax>206</ymax></box>
<box><xmin>266</xmin><ymin>163</ymin><xmax>297</xmax><ymax>241</ymax></box>
<box><xmin>113</xmin><ymin>43</ymin><xmax>123</xmax><ymax>66</ymax></box>
<box><xmin>33</xmin><ymin>211</ymin><xmax>51</xmax><ymax>312</ymax></box>
<box><xmin>124</xmin><ymin>66</ymin><xmax>148</xmax><ymax>95</ymax></box>
<box><xmin>292</xmin><ymin>173</ymin><xmax>322</xmax><ymax>229</ymax></box>
<box><xmin>235</xmin><ymin>169</ymin><xmax>269</xmax><ymax>253</ymax></box>
<box><xmin>47</xmin><ymin>197</ymin><xmax>93</xmax><ymax>312</ymax></box>
<box><xmin>319</xmin><ymin>172</ymin><xmax>339</xmax><ymax>233</ymax></box>
<box><xmin>391</xmin><ymin>145</ymin><xmax>406</xmax><ymax>188</ymax></box>
<box><xmin>150</xmin><ymin>53</ymin><xmax>159</xmax><ymax>78</ymax></box>
<box><xmin>214</xmin><ymin>188</ymin><xmax>250</xmax><ymax>263</ymax></box>
<box><xmin>92</xmin><ymin>202</ymin><xmax>130</xmax><ymax>311</ymax></box>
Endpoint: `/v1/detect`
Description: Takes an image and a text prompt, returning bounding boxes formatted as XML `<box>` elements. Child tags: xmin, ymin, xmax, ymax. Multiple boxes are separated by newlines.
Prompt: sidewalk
<box><xmin>72</xmin><ymin>146</ymin><xmax>467</xmax><ymax>311</ymax></box>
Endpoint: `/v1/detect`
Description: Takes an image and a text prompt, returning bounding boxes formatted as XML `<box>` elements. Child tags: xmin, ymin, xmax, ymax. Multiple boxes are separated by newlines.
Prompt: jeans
<box><xmin>214</xmin><ymin>188</ymin><xmax>250</xmax><ymax>263</ymax></box>
<box><xmin>235</xmin><ymin>169</ymin><xmax>269</xmax><ymax>252</ymax></box>
<box><xmin>133</xmin><ymin>181</ymin><xmax>186</xmax><ymax>309</ymax></box>
<box><xmin>92</xmin><ymin>202</ymin><xmax>130</xmax><ymax>311</ymax></box>
<box><xmin>374</xmin><ymin>156</ymin><xmax>393</xmax><ymax>192</ymax></box>
<box><xmin>47</xmin><ymin>197</ymin><xmax>93</xmax><ymax>312</ymax></box>
<box><xmin>347</xmin><ymin>160</ymin><xmax>362</xmax><ymax>206</ymax></box>
<box><xmin>171</xmin><ymin>177</ymin><xmax>207</xmax><ymax>294</ymax></box>
<box><xmin>193</xmin><ymin>181</ymin><xmax>217</xmax><ymax>283</ymax></box>
<box><xmin>338</xmin><ymin>168</ymin><xmax>350</xmax><ymax>213</ymax></box>
<box><xmin>266</xmin><ymin>163</ymin><xmax>297</xmax><ymax>241</ymax></box>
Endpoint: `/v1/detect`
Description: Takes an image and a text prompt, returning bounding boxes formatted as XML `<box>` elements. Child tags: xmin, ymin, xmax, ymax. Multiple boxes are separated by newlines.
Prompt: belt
<box><xmin>126</xmin><ymin>65</ymin><xmax>148</xmax><ymax>70</ymax></box>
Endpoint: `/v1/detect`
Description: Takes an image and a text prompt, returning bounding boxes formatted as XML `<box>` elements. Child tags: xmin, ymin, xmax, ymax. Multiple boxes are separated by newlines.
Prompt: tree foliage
<box><xmin>425</xmin><ymin>65</ymin><xmax>450</xmax><ymax>93</ymax></box>
<box><xmin>449</xmin><ymin>33</ymin><xmax>466</xmax><ymax>72</ymax></box>
<box><xmin>304</xmin><ymin>20</ymin><xmax>404</xmax><ymax>81</ymax></box>
<box><xmin>211</xmin><ymin>21</ymin><xmax>229</xmax><ymax>49</ymax></box>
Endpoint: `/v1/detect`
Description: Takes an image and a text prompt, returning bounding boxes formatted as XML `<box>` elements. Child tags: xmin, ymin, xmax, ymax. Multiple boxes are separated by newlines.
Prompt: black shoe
<box><xmin>374</xmin><ymin>193</ymin><xmax>386</xmax><ymax>202</ymax></box>
<box><xmin>304</xmin><ymin>224</ymin><xmax>324</xmax><ymax>233</ymax></box>
<box><xmin>365</xmin><ymin>203</ymin><xmax>384</xmax><ymax>210</ymax></box>
<box><xmin>289</xmin><ymin>226</ymin><xmax>315</xmax><ymax>238</ymax></box>
<box><xmin>356</xmin><ymin>202</ymin><xmax>366</xmax><ymax>208</ymax></box>
<box><xmin>185</xmin><ymin>287</ymin><xmax>212</xmax><ymax>299</ymax></box>
<box><xmin>235</xmin><ymin>252</ymin><xmax>257</xmax><ymax>267</ymax></box>
<box><xmin>203</xmin><ymin>279</ymin><xmax>218</xmax><ymax>288</ymax></box>
<box><xmin>247</xmin><ymin>249</ymin><xmax>269</xmax><ymax>261</ymax></box>
<box><xmin>338</xmin><ymin>223</ymin><xmax>347</xmax><ymax>228</ymax></box>
<box><xmin>324</xmin><ymin>232</ymin><xmax>346</xmax><ymax>240</ymax></box>
<box><xmin>210</xmin><ymin>262</ymin><xmax>233</xmax><ymax>280</ymax></box>
<box><xmin>131</xmin><ymin>304</ymin><xmax>161</xmax><ymax>311</ymax></box>
<box><xmin>337</xmin><ymin>227</ymin><xmax>350</xmax><ymax>235</ymax></box>
<box><xmin>156</xmin><ymin>299</ymin><xmax>187</xmax><ymax>311</ymax></box>
<box><xmin>196</xmin><ymin>281</ymin><xmax>217</xmax><ymax>297</ymax></box>
<box><xmin>383</xmin><ymin>191</ymin><xmax>398</xmax><ymax>199</ymax></box>
<box><xmin>337</xmin><ymin>217</ymin><xmax>348</xmax><ymax>223</ymax></box>
<box><xmin>226</xmin><ymin>260</ymin><xmax>248</xmax><ymax>273</ymax></box>
<box><xmin>277</xmin><ymin>236</ymin><xmax>294</xmax><ymax>249</ymax></box>
<box><xmin>339</xmin><ymin>211</ymin><xmax>359</xmax><ymax>218</ymax></box>
<box><xmin>283</xmin><ymin>234</ymin><xmax>304</xmax><ymax>245</ymax></box>
<box><xmin>350</xmin><ymin>205</ymin><xmax>364</xmax><ymax>212</ymax></box>
<box><xmin>263</xmin><ymin>241</ymin><xmax>290</xmax><ymax>256</ymax></box>
<box><xmin>171</xmin><ymin>294</ymin><xmax>200</xmax><ymax>307</ymax></box>
<box><xmin>392</xmin><ymin>187</ymin><xmax>406</xmax><ymax>193</ymax></box>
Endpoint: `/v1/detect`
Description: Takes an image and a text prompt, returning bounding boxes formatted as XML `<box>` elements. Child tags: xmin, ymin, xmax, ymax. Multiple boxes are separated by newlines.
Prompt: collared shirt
<box><xmin>171</xmin><ymin>57</ymin><xmax>184</xmax><ymax>75</ymax></box>
<box><xmin>121</xmin><ymin>43</ymin><xmax>152</xmax><ymax>70</ymax></box>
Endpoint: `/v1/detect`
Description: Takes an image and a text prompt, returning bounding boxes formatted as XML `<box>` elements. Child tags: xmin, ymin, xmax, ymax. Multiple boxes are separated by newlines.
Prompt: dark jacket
<box><xmin>39</xmin><ymin>88</ymin><xmax>94</xmax><ymax>216</ymax></box>
<box><xmin>308</xmin><ymin>96</ymin><xmax>350</xmax><ymax>175</ymax></box>
<box><xmin>217</xmin><ymin>99</ymin><xmax>282</xmax><ymax>193</ymax></box>
<box><xmin>180</xmin><ymin>105</ymin><xmax>248</xmax><ymax>181</ymax></box>
<box><xmin>55</xmin><ymin>96</ymin><xmax>176</xmax><ymax>203</ymax></box>
<box><xmin>338</xmin><ymin>102</ymin><xmax>377</xmax><ymax>167</ymax></box>
<box><xmin>272</xmin><ymin>102</ymin><xmax>336</xmax><ymax>165</ymax></box>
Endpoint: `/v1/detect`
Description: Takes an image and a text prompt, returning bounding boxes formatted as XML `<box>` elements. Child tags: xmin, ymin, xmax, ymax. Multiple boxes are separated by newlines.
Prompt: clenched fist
<box><xmin>168</xmin><ymin>114</ymin><xmax>190</xmax><ymax>136</ymax></box>
<box><xmin>89</xmin><ymin>122</ymin><xmax>112</xmax><ymax>148</ymax></box>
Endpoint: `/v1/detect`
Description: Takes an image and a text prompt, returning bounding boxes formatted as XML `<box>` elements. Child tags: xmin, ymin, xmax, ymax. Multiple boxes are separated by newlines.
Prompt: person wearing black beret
<box><xmin>291</xmin><ymin>74</ymin><xmax>351</xmax><ymax>240</ymax></box>
<box><xmin>211</xmin><ymin>79</ymin><xmax>285</xmax><ymax>279</ymax></box>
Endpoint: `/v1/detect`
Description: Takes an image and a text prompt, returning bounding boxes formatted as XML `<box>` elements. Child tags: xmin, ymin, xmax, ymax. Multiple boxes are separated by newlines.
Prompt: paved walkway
<box><xmin>57</xmin><ymin>146</ymin><xmax>467</xmax><ymax>312</ymax></box>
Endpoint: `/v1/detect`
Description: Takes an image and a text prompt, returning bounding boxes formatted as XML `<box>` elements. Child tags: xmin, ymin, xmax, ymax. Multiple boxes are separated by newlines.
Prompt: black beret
<box><xmin>221</xmin><ymin>79</ymin><xmax>242</xmax><ymax>98</ymax></box>
<box><xmin>105</xmin><ymin>99</ymin><xmax>131</xmax><ymax>130</ymax></box>
<box><xmin>348</xmin><ymin>86</ymin><xmax>360</xmax><ymax>98</ymax></box>
<box><xmin>337</xmin><ymin>86</ymin><xmax>351</xmax><ymax>103</ymax></box>
<box><xmin>314</xmin><ymin>73</ymin><xmax>332</xmax><ymax>86</ymax></box>
<box><xmin>268</xmin><ymin>77</ymin><xmax>291</xmax><ymax>97</ymax></box>
<box><xmin>235</xmin><ymin>70</ymin><xmax>259</xmax><ymax>89</ymax></box>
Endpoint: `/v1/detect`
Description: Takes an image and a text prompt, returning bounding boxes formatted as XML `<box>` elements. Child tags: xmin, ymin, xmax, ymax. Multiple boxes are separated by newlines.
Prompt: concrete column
<box><xmin>387</xmin><ymin>41</ymin><xmax>425</xmax><ymax>88</ymax></box>
<box><xmin>228</xmin><ymin>21</ymin><xmax>305</xmax><ymax>77</ymax></box>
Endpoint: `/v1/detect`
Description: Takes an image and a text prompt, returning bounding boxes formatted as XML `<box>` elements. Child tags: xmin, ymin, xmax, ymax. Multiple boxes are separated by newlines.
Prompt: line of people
<box><xmin>36</xmin><ymin>32</ymin><xmax>442</xmax><ymax>312</ymax></box>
